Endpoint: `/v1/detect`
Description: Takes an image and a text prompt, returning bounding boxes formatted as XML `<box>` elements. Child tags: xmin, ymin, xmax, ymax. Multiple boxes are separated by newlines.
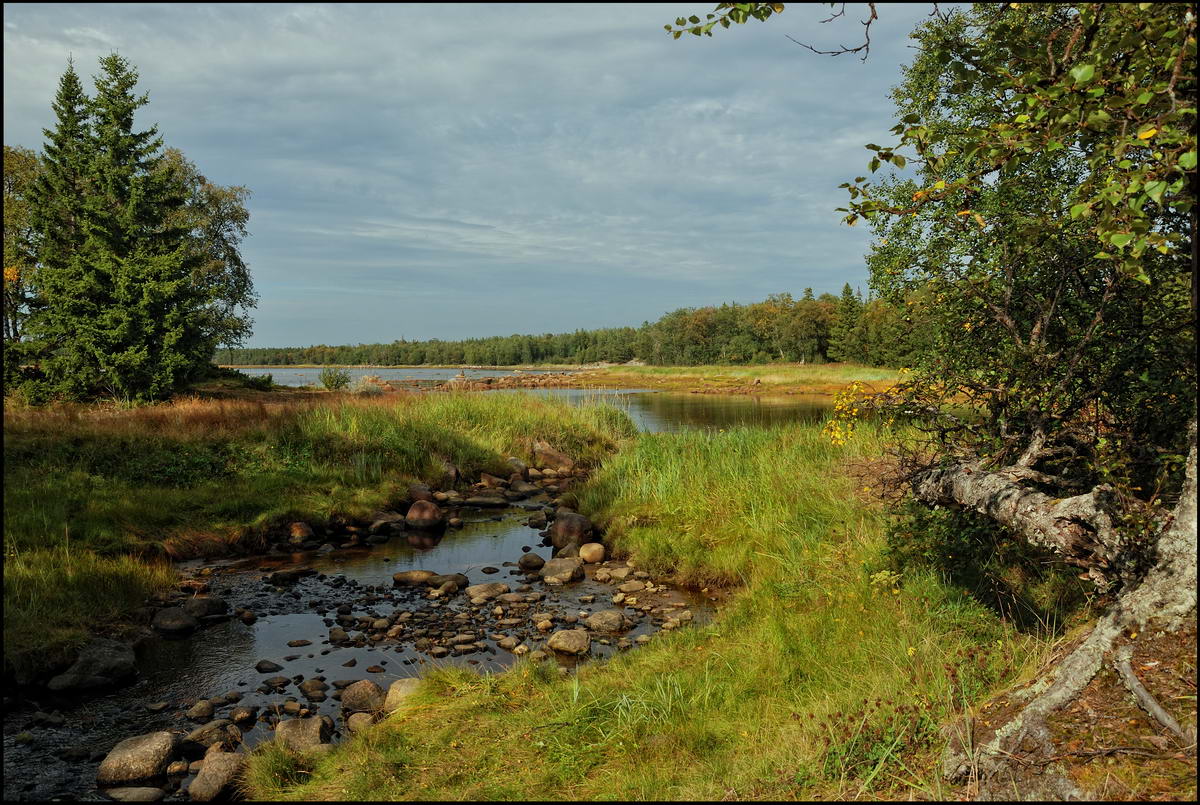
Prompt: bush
<box><xmin>350</xmin><ymin>376</ymin><xmax>383</xmax><ymax>396</ymax></box>
<box><xmin>244</xmin><ymin>373</ymin><xmax>274</xmax><ymax>391</ymax></box>
<box><xmin>318</xmin><ymin>367</ymin><xmax>351</xmax><ymax>390</ymax></box>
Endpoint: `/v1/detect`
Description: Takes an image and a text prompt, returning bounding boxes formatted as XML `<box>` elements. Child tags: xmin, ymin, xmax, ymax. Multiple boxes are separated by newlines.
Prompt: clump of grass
<box><xmin>318</xmin><ymin>367</ymin><xmax>352</xmax><ymax>390</ymax></box>
<box><xmin>244</xmin><ymin>419</ymin><xmax>1050</xmax><ymax>801</ymax></box>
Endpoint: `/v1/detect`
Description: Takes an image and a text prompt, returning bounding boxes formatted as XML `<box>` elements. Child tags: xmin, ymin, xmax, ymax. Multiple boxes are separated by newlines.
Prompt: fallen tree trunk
<box><xmin>935</xmin><ymin>421</ymin><xmax>1197</xmax><ymax>798</ymax></box>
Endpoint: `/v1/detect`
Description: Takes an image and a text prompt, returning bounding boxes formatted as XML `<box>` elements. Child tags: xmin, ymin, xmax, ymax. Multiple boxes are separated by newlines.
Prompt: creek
<box><xmin>1</xmin><ymin>390</ymin><xmax>832</xmax><ymax>802</ymax></box>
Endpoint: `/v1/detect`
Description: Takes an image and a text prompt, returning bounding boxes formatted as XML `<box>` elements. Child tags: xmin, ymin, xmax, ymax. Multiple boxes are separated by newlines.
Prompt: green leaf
<box><xmin>1069</xmin><ymin>64</ymin><xmax>1095</xmax><ymax>85</ymax></box>
<box><xmin>1179</xmin><ymin>151</ymin><xmax>1197</xmax><ymax>170</ymax></box>
<box><xmin>1136</xmin><ymin>91</ymin><xmax>1154</xmax><ymax>105</ymax></box>
<box><xmin>1069</xmin><ymin>203</ymin><xmax>1089</xmax><ymax>219</ymax></box>
<box><xmin>892</xmin><ymin>154</ymin><xmax>906</xmax><ymax>169</ymax></box>
<box><xmin>869</xmin><ymin>157</ymin><xmax>881</xmax><ymax>173</ymax></box>
<box><xmin>1109</xmin><ymin>233</ymin><xmax>1135</xmax><ymax>247</ymax></box>
<box><xmin>1144</xmin><ymin>180</ymin><xmax>1167</xmax><ymax>204</ymax></box>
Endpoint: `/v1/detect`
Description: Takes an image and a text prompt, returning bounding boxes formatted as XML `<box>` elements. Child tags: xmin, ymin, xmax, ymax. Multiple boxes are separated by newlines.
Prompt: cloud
<box><xmin>3</xmin><ymin>2</ymin><xmax>934</xmax><ymax>346</ymax></box>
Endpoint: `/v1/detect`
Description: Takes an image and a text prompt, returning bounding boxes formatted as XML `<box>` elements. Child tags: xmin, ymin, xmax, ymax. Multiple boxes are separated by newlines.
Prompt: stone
<box><xmin>255</xmin><ymin>659</ymin><xmax>283</xmax><ymax>673</ymax></box>
<box><xmin>346</xmin><ymin>712</ymin><xmax>375</xmax><ymax>734</ymax></box>
<box><xmin>289</xmin><ymin>522</ymin><xmax>315</xmax><ymax>544</ymax></box>
<box><xmin>104</xmin><ymin>788</ymin><xmax>166</xmax><ymax>802</ymax></box>
<box><xmin>539</xmin><ymin>557</ymin><xmax>584</xmax><ymax>585</ymax></box>
<box><xmin>425</xmin><ymin>573</ymin><xmax>470</xmax><ymax>589</ymax></box>
<box><xmin>584</xmin><ymin>610</ymin><xmax>629</xmax><ymax>633</ymax></box>
<box><xmin>96</xmin><ymin>732</ymin><xmax>177</xmax><ymax>786</ymax></box>
<box><xmin>384</xmin><ymin>678</ymin><xmax>421</xmax><ymax>712</ymax></box>
<box><xmin>391</xmin><ymin>569</ymin><xmax>435</xmax><ymax>586</ymax></box>
<box><xmin>328</xmin><ymin>627</ymin><xmax>348</xmax><ymax>644</ymax></box>
<box><xmin>183</xmin><ymin>720</ymin><xmax>238</xmax><ymax>753</ymax></box>
<box><xmin>555</xmin><ymin>543</ymin><xmax>580</xmax><ymax>558</ymax></box>
<box><xmin>287</xmin><ymin>639</ymin><xmax>312</xmax><ymax>648</ymax></box>
<box><xmin>618</xmin><ymin>581</ymin><xmax>645</xmax><ymax>594</ymax></box>
<box><xmin>405</xmin><ymin>500</ymin><xmax>444</xmax><ymax>529</ymax></box>
<box><xmin>229</xmin><ymin>706</ymin><xmax>258</xmax><ymax>725</ymax></box>
<box><xmin>548</xmin><ymin>512</ymin><xmax>593</xmax><ymax>550</ymax></box>
<box><xmin>274</xmin><ymin>716</ymin><xmax>333</xmax><ymax>753</ymax></box>
<box><xmin>340</xmin><ymin>679</ymin><xmax>385</xmax><ymax>713</ymax></box>
<box><xmin>464</xmin><ymin>582</ymin><xmax>510</xmax><ymax>601</ymax></box>
<box><xmin>579</xmin><ymin>543</ymin><xmax>606</xmax><ymax>564</ymax></box>
<box><xmin>546</xmin><ymin>629</ymin><xmax>590</xmax><ymax>655</ymax></box>
<box><xmin>151</xmin><ymin>607</ymin><xmax>198</xmax><ymax>637</ymax></box>
<box><xmin>265</xmin><ymin>567</ymin><xmax>315</xmax><ymax>585</ymax></box>
<box><xmin>264</xmin><ymin>676</ymin><xmax>291</xmax><ymax>690</ymax></box>
<box><xmin>186</xmin><ymin>751</ymin><xmax>245</xmax><ymax>801</ymax></box>
<box><xmin>533</xmin><ymin>440</ymin><xmax>576</xmax><ymax>472</ymax></box>
<box><xmin>463</xmin><ymin>494</ymin><xmax>508</xmax><ymax>507</ymax></box>
<box><xmin>517</xmin><ymin>553</ymin><xmax>545</xmax><ymax>572</ymax></box>
<box><xmin>47</xmin><ymin>638</ymin><xmax>137</xmax><ymax>692</ymax></box>
<box><xmin>181</xmin><ymin>597</ymin><xmax>229</xmax><ymax>619</ymax></box>
<box><xmin>186</xmin><ymin>700</ymin><xmax>215</xmax><ymax>722</ymax></box>
<box><xmin>407</xmin><ymin>483</ymin><xmax>434</xmax><ymax>502</ymax></box>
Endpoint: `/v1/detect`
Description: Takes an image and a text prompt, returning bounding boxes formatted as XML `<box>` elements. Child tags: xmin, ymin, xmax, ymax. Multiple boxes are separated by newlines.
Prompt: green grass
<box><xmin>244</xmin><ymin>420</ymin><xmax>1049</xmax><ymax>801</ymax></box>
<box><xmin>578</xmin><ymin>363</ymin><xmax>901</xmax><ymax>393</ymax></box>
<box><xmin>3</xmin><ymin>392</ymin><xmax>636</xmax><ymax>675</ymax></box>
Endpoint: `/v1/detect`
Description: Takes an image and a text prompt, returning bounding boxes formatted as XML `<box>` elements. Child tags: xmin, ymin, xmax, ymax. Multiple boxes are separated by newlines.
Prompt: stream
<box><xmin>1</xmin><ymin>390</ymin><xmax>832</xmax><ymax>802</ymax></box>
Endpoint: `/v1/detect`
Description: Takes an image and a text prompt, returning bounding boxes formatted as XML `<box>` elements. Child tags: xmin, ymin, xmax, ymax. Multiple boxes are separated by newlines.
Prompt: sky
<box><xmin>3</xmin><ymin>3</ymin><xmax>935</xmax><ymax>348</ymax></box>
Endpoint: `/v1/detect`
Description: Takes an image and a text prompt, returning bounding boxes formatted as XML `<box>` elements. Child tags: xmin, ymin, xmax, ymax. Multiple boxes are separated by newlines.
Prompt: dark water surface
<box><xmin>1</xmin><ymin>390</ymin><xmax>832</xmax><ymax>801</ymax></box>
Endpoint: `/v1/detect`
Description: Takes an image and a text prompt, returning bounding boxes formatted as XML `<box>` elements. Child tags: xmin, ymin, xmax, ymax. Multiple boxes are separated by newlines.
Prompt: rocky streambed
<box><xmin>2</xmin><ymin>453</ymin><xmax>715</xmax><ymax>802</ymax></box>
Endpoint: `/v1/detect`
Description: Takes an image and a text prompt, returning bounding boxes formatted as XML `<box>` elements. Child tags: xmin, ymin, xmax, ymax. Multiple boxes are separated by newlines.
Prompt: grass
<box><xmin>243</xmin><ymin>420</ymin><xmax>1053</xmax><ymax>801</ymax></box>
<box><xmin>3</xmin><ymin>392</ymin><xmax>636</xmax><ymax>677</ymax></box>
<box><xmin>573</xmin><ymin>362</ymin><xmax>901</xmax><ymax>394</ymax></box>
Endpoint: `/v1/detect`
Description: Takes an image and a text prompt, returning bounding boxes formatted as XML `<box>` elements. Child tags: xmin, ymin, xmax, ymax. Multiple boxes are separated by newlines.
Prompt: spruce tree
<box><xmin>827</xmin><ymin>283</ymin><xmax>862</xmax><ymax>363</ymax></box>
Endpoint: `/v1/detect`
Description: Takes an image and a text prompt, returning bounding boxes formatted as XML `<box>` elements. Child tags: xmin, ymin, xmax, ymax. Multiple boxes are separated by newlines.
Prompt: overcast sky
<box><xmin>4</xmin><ymin>3</ymin><xmax>933</xmax><ymax>347</ymax></box>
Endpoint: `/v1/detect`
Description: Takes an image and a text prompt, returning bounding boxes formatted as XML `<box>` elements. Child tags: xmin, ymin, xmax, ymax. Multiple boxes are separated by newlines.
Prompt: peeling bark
<box><xmin>939</xmin><ymin>421</ymin><xmax>1197</xmax><ymax>798</ymax></box>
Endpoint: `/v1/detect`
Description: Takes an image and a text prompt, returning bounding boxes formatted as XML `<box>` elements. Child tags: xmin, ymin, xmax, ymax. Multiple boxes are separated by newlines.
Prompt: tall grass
<box><xmin>585</xmin><ymin>363</ymin><xmax>901</xmax><ymax>390</ymax></box>
<box><xmin>3</xmin><ymin>392</ymin><xmax>635</xmax><ymax>674</ymax></box>
<box><xmin>244</xmin><ymin>419</ymin><xmax>1047</xmax><ymax>801</ymax></box>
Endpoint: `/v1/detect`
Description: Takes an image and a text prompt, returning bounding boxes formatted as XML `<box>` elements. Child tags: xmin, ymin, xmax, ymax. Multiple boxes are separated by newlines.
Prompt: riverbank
<box><xmin>241</xmin><ymin>421</ymin><xmax>1053</xmax><ymax>801</ymax></box>
<box><xmin>3</xmin><ymin>393</ymin><xmax>635</xmax><ymax>682</ymax></box>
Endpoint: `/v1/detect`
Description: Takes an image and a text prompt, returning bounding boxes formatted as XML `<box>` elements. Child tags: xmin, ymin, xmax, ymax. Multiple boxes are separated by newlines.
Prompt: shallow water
<box><xmin>232</xmin><ymin>366</ymin><xmax>564</xmax><ymax>388</ymax></box>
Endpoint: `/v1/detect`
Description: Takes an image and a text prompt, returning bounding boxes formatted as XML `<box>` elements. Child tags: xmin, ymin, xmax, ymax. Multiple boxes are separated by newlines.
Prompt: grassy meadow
<box><xmin>244</xmin><ymin>421</ymin><xmax>1057</xmax><ymax>801</ymax></box>
<box><xmin>2</xmin><ymin>392</ymin><xmax>635</xmax><ymax>677</ymax></box>
<box><xmin>573</xmin><ymin>363</ymin><xmax>901</xmax><ymax>394</ymax></box>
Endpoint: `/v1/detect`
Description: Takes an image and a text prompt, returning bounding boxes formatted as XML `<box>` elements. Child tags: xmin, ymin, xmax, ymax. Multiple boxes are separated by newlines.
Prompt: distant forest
<box><xmin>221</xmin><ymin>286</ymin><xmax>936</xmax><ymax>368</ymax></box>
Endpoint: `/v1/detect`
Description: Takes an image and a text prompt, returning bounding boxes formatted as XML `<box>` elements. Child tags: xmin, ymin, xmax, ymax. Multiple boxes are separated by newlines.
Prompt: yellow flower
<box><xmin>907</xmin><ymin>646</ymin><xmax>916</xmax><ymax>656</ymax></box>
<box><xmin>1137</xmin><ymin>128</ymin><xmax>1157</xmax><ymax>140</ymax></box>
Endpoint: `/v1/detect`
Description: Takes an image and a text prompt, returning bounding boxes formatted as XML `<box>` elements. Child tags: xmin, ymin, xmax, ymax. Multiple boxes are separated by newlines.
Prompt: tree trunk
<box><xmin>936</xmin><ymin>421</ymin><xmax>1197</xmax><ymax>798</ymax></box>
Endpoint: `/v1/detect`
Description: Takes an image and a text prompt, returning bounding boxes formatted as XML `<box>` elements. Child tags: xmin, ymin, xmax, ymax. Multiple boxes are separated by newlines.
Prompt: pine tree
<box><xmin>827</xmin><ymin>283</ymin><xmax>863</xmax><ymax>363</ymax></box>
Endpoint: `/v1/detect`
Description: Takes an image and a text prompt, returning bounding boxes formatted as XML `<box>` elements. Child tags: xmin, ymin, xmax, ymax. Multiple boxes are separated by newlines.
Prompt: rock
<box><xmin>346</xmin><ymin>712</ymin><xmax>375</xmax><ymax>734</ymax></box>
<box><xmin>369</xmin><ymin>511</ymin><xmax>405</xmax><ymax>534</ymax></box>
<box><xmin>392</xmin><ymin>569</ymin><xmax>436</xmax><ymax>586</ymax></box>
<box><xmin>425</xmin><ymin>573</ymin><xmax>470</xmax><ymax>589</ymax></box>
<box><xmin>539</xmin><ymin>557</ymin><xmax>584</xmax><ymax>585</ymax></box>
<box><xmin>151</xmin><ymin>607</ymin><xmax>198</xmax><ymax>637</ymax></box>
<box><xmin>480</xmin><ymin>566</ymin><xmax>499</xmax><ymax>574</ymax></box>
<box><xmin>145</xmin><ymin>702</ymin><xmax>170</xmax><ymax>713</ymax></box>
<box><xmin>186</xmin><ymin>700</ymin><xmax>215</xmax><ymax>722</ymax></box>
<box><xmin>463</xmin><ymin>494</ymin><xmax>507</xmax><ymax>507</ymax></box>
<box><xmin>579</xmin><ymin>543</ymin><xmax>605</xmax><ymax>563</ymax></box>
<box><xmin>509</xmin><ymin>480</ymin><xmax>541</xmax><ymax>497</ymax></box>
<box><xmin>548</xmin><ymin>512</ymin><xmax>593</xmax><ymax>550</ymax></box>
<box><xmin>265</xmin><ymin>567</ymin><xmax>315</xmax><ymax>585</ymax></box>
<box><xmin>464</xmin><ymin>582</ymin><xmax>510</xmax><ymax>601</ymax></box>
<box><xmin>182</xmin><ymin>597</ymin><xmax>229</xmax><ymax>619</ymax></box>
<box><xmin>229</xmin><ymin>706</ymin><xmax>258</xmax><ymax>725</ymax></box>
<box><xmin>104</xmin><ymin>788</ymin><xmax>166</xmax><ymax>802</ymax></box>
<box><xmin>546</xmin><ymin>630</ymin><xmax>590</xmax><ymax>655</ymax></box>
<box><xmin>340</xmin><ymin>679</ymin><xmax>384</xmax><ymax>713</ymax></box>
<box><xmin>517</xmin><ymin>553</ymin><xmax>545</xmax><ymax>571</ymax></box>
<box><xmin>384</xmin><ymin>678</ymin><xmax>421</xmax><ymax>712</ymax></box>
<box><xmin>405</xmin><ymin>500</ymin><xmax>444</xmax><ymax>529</ymax></box>
<box><xmin>186</xmin><ymin>751</ymin><xmax>245</xmax><ymax>801</ymax></box>
<box><xmin>263</xmin><ymin>676</ymin><xmax>291</xmax><ymax>690</ymax></box>
<box><xmin>585</xmin><ymin>610</ymin><xmax>629</xmax><ymax>633</ymax></box>
<box><xmin>299</xmin><ymin>679</ymin><xmax>329</xmax><ymax>698</ymax></box>
<box><xmin>498</xmin><ymin>636</ymin><xmax>520</xmax><ymax>651</ymax></box>
<box><xmin>289</xmin><ymin>522</ymin><xmax>315</xmax><ymax>545</ymax></box>
<box><xmin>328</xmin><ymin>627</ymin><xmax>348</xmax><ymax>644</ymax></box>
<box><xmin>274</xmin><ymin>716</ymin><xmax>333</xmax><ymax>753</ymax></box>
<box><xmin>47</xmin><ymin>638</ymin><xmax>136</xmax><ymax>692</ymax></box>
<box><xmin>479</xmin><ymin>472</ymin><xmax>507</xmax><ymax>488</ymax></box>
<box><xmin>618</xmin><ymin>581</ymin><xmax>645</xmax><ymax>594</ymax></box>
<box><xmin>96</xmin><ymin>732</ymin><xmax>177</xmax><ymax>786</ymax></box>
<box><xmin>255</xmin><ymin>659</ymin><xmax>283</xmax><ymax>673</ymax></box>
<box><xmin>533</xmin><ymin>440</ymin><xmax>576</xmax><ymax>472</ymax></box>
<box><xmin>407</xmin><ymin>483</ymin><xmax>435</xmax><ymax>502</ymax></box>
<box><xmin>183</xmin><ymin>720</ymin><xmax>238</xmax><ymax>754</ymax></box>
<box><xmin>286</xmin><ymin>639</ymin><xmax>312</xmax><ymax>648</ymax></box>
<box><xmin>506</xmin><ymin>456</ymin><xmax>529</xmax><ymax>477</ymax></box>
<box><xmin>167</xmin><ymin>760</ymin><xmax>190</xmax><ymax>775</ymax></box>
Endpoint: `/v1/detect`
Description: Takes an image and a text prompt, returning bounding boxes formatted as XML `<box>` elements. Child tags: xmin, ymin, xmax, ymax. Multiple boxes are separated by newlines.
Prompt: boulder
<box><xmin>186</xmin><ymin>751</ymin><xmax>244</xmax><ymax>801</ymax></box>
<box><xmin>384</xmin><ymin>678</ymin><xmax>421</xmax><ymax>712</ymax></box>
<box><xmin>96</xmin><ymin>732</ymin><xmax>177</xmax><ymax>786</ymax></box>
<box><xmin>546</xmin><ymin>629</ymin><xmax>591</xmax><ymax>656</ymax></box>
<box><xmin>182</xmin><ymin>720</ymin><xmax>238</xmax><ymax>754</ymax></box>
<box><xmin>539</xmin><ymin>558</ymin><xmax>584</xmax><ymax>585</ymax></box>
<box><xmin>182</xmin><ymin>597</ymin><xmax>229</xmax><ymax>619</ymax></box>
<box><xmin>505</xmin><ymin>456</ymin><xmax>529</xmax><ymax>477</ymax></box>
<box><xmin>368</xmin><ymin>511</ymin><xmax>405</xmax><ymax>534</ymax></box>
<box><xmin>517</xmin><ymin>553</ymin><xmax>545</xmax><ymax>572</ymax></box>
<box><xmin>265</xmin><ymin>567</ymin><xmax>315</xmax><ymax>586</ymax></box>
<box><xmin>104</xmin><ymin>788</ymin><xmax>166</xmax><ymax>802</ymax></box>
<box><xmin>407</xmin><ymin>483</ymin><xmax>435</xmax><ymax>502</ymax></box>
<box><xmin>186</xmin><ymin>700</ymin><xmax>215</xmax><ymax>722</ymax></box>
<box><xmin>479</xmin><ymin>472</ymin><xmax>507</xmax><ymax>488</ymax></box>
<box><xmin>425</xmin><ymin>573</ymin><xmax>469</xmax><ymax>589</ymax></box>
<box><xmin>548</xmin><ymin>512</ymin><xmax>593</xmax><ymax>550</ymax></box>
<box><xmin>274</xmin><ymin>716</ymin><xmax>333</xmax><ymax>753</ymax></box>
<box><xmin>47</xmin><ymin>638</ymin><xmax>136</xmax><ymax>692</ymax></box>
<box><xmin>463</xmin><ymin>494</ymin><xmax>507</xmax><ymax>507</ymax></box>
<box><xmin>392</xmin><ymin>569</ymin><xmax>436</xmax><ymax>586</ymax></box>
<box><xmin>585</xmin><ymin>610</ymin><xmax>629</xmax><ymax>633</ymax></box>
<box><xmin>533</xmin><ymin>440</ymin><xmax>576</xmax><ymax>472</ymax></box>
<box><xmin>345</xmin><ymin>712</ymin><xmax>375</xmax><ymax>734</ymax></box>
<box><xmin>509</xmin><ymin>480</ymin><xmax>541</xmax><ymax>497</ymax></box>
<box><xmin>340</xmin><ymin>679</ymin><xmax>385</xmax><ymax>713</ymax></box>
<box><xmin>618</xmin><ymin>580</ymin><xmax>645</xmax><ymax>593</ymax></box>
<box><xmin>405</xmin><ymin>500</ymin><xmax>444</xmax><ymax>529</ymax></box>
<box><xmin>579</xmin><ymin>543</ymin><xmax>605</xmax><ymax>564</ymax></box>
<box><xmin>151</xmin><ymin>607</ymin><xmax>198</xmax><ymax>637</ymax></box>
<box><xmin>254</xmin><ymin>659</ymin><xmax>283</xmax><ymax>673</ymax></box>
<box><xmin>464</xmin><ymin>582</ymin><xmax>510</xmax><ymax>601</ymax></box>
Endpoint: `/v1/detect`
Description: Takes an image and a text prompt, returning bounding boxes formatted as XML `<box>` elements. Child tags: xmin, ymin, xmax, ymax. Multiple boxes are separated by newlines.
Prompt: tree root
<box><xmin>1112</xmin><ymin>646</ymin><xmax>1191</xmax><ymax>745</ymax></box>
<box><xmin>940</xmin><ymin>422</ymin><xmax>1197</xmax><ymax>799</ymax></box>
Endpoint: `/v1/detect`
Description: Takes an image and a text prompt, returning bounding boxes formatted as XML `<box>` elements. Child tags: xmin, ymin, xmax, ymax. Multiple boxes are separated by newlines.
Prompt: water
<box><xmin>1</xmin><ymin>386</ymin><xmax>833</xmax><ymax>800</ymax></box>
<box><xmin>232</xmin><ymin>366</ymin><xmax>565</xmax><ymax>388</ymax></box>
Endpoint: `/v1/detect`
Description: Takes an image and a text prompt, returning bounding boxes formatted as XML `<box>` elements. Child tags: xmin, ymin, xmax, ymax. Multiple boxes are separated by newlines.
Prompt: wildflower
<box><xmin>907</xmin><ymin>646</ymin><xmax>916</xmax><ymax>657</ymax></box>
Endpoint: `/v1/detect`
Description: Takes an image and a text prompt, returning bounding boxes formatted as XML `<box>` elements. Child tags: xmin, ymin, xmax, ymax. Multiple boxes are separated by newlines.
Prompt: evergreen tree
<box><xmin>827</xmin><ymin>282</ymin><xmax>862</xmax><ymax>362</ymax></box>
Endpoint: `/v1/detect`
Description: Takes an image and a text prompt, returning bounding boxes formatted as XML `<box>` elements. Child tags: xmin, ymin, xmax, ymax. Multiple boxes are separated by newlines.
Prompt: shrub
<box><xmin>350</xmin><ymin>376</ymin><xmax>383</xmax><ymax>396</ymax></box>
<box><xmin>244</xmin><ymin>373</ymin><xmax>274</xmax><ymax>391</ymax></box>
<box><xmin>318</xmin><ymin>367</ymin><xmax>351</xmax><ymax>390</ymax></box>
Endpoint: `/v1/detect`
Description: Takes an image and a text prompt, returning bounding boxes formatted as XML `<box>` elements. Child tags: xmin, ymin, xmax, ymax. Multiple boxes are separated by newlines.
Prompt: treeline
<box><xmin>225</xmin><ymin>286</ymin><xmax>936</xmax><ymax>368</ymax></box>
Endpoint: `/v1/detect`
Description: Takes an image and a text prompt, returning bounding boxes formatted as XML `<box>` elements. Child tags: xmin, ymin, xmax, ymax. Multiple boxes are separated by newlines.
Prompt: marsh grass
<box><xmin>244</xmin><ymin>419</ymin><xmax>1050</xmax><ymax>801</ymax></box>
<box><xmin>3</xmin><ymin>392</ymin><xmax>634</xmax><ymax>673</ymax></box>
<box><xmin>579</xmin><ymin>362</ymin><xmax>901</xmax><ymax>393</ymax></box>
